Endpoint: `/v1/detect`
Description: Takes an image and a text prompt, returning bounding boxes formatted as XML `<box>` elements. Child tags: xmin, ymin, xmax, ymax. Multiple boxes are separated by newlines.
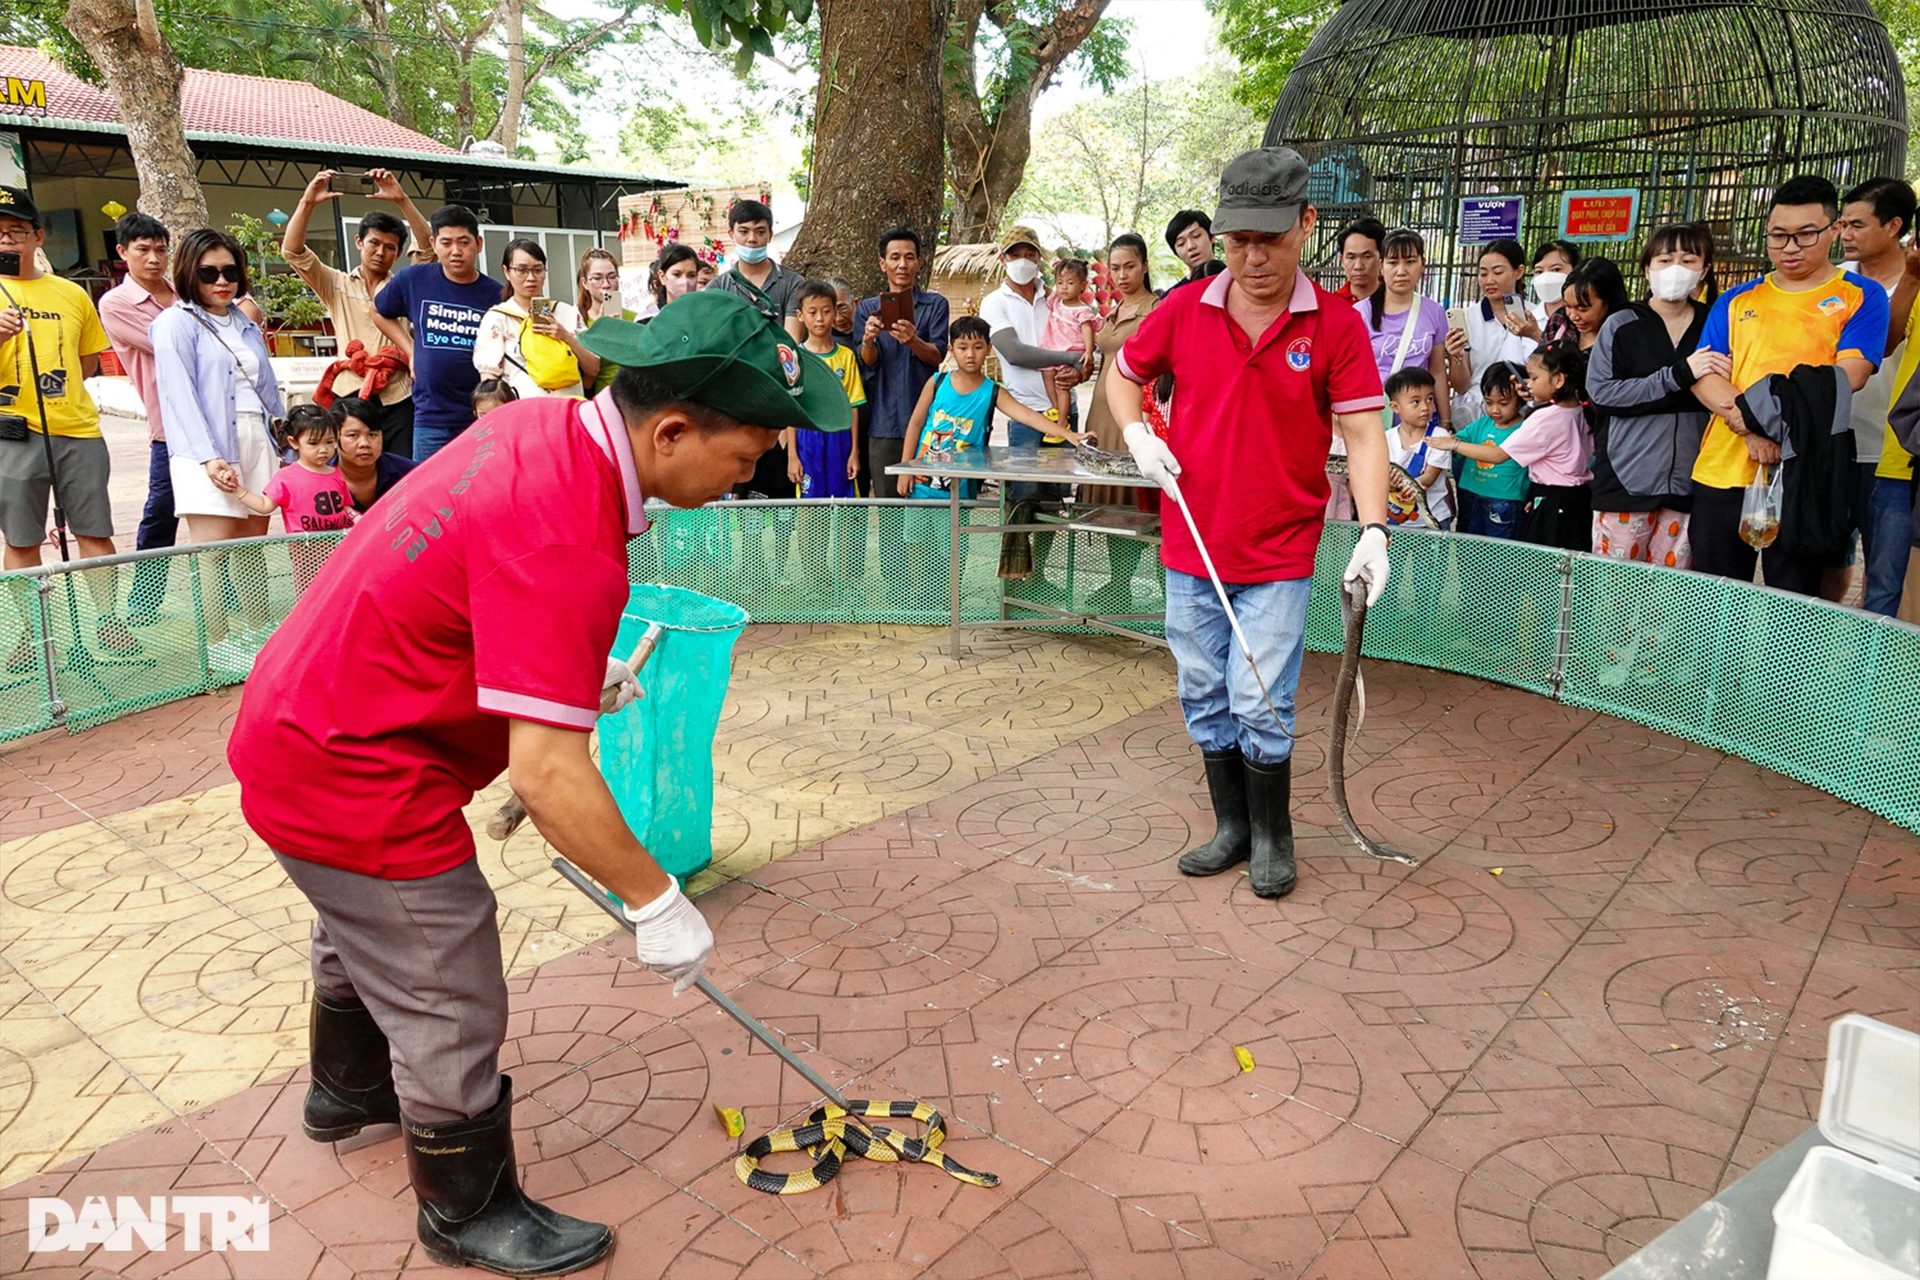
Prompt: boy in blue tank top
<box><xmin>895</xmin><ymin>315</ymin><xmax>1066</xmax><ymax>599</ymax></box>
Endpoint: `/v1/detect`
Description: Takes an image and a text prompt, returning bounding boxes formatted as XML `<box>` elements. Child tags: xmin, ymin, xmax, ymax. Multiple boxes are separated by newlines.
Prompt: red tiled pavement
<box><xmin>3</xmin><ymin>639</ymin><xmax>1917</xmax><ymax>1278</ymax></box>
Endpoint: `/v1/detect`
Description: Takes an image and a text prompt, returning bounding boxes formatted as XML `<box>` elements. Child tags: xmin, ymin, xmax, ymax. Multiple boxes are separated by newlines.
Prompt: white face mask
<box><xmin>1532</xmin><ymin>271</ymin><xmax>1568</xmax><ymax>304</ymax></box>
<box><xmin>1647</xmin><ymin>263</ymin><xmax>1704</xmax><ymax>302</ymax></box>
<box><xmin>1004</xmin><ymin>257</ymin><xmax>1040</xmax><ymax>286</ymax></box>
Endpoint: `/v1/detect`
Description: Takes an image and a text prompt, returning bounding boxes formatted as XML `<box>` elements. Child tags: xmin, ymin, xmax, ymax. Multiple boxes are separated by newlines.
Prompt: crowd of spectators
<box><xmin>4</xmin><ymin>162</ymin><xmax>1918</xmax><ymax>671</ymax></box>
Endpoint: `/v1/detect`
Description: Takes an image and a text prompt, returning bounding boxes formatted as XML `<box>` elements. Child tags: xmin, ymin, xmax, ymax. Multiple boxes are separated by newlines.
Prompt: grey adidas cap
<box><xmin>1211</xmin><ymin>147</ymin><xmax>1310</xmax><ymax>236</ymax></box>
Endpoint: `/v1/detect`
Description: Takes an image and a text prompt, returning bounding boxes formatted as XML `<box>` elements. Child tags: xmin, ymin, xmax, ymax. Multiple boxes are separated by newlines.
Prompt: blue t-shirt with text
<box><xmin>375</xmin><ymin>264</ymin><xmax>502</xmax><ymax>434</ymax></box>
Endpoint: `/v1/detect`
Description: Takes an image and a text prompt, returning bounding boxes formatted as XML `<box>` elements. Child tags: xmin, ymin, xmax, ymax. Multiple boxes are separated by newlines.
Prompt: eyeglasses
<box><xmin>0</xmin><ymin>223</ymin><xmax>35</xmax><ymax>244</ymax></box>
<box><xmin>1764</xmin><ymin>223</ymin><xmax>1835</xmax><ymax>250</ymax></box>
<box><xmin>195</xmin><ymin>264</ymin><xmax>244</xmax><ymax>284</ymax></box>
<box><xmin>585</xmin><ymin>272</ymin><xmax>620</xmax><ymax>285</ymax></box>
<box><xmin>507</xmin><ymin>263</ymin><xmax>547</xmax><ymax>277</ymax></box>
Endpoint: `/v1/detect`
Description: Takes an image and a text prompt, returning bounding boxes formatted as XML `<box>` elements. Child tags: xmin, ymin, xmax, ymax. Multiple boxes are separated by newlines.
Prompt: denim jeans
<box><xmin>411</xmin><ymin>420</ymin><xmax>469</xmax><ymax>464</ymax></box>
<box><xmin>127</xmin><ymin>439</ymin><xmax>177</xmax><ymax>617</ymax></box>
<box><xmin>1164</xmin><ymin>569</ymin><xmax>1311</xmax><ymax>765</ymax></box>
<box><xmin>1864</xmin><ymin>476</ymin><xmax>1912</xmax><ymax>616</ymax></box>
<box><xmin>1458</xmin><ymin>489</ymin><xmax>1524</xmax><ymax>539</ymax></box>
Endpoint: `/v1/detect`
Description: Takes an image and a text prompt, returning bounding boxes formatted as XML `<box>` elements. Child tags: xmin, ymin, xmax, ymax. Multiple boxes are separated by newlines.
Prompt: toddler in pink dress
<box><xmin>235</xmin><ymin>404</ymin><xmax>357</xmax><ymax>593</ymax></box>
<box><xmin>1040</xmin><ymin>259</ymin><xmax>1101</xmax><ymax>433</ymax></box>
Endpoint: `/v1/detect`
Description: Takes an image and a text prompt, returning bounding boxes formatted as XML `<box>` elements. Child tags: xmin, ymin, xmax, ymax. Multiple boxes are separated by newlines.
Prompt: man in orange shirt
<box><xmin>1688</xmin><ymin>175</ymin><xmax>1887</xmax><ymax>593</ymax></box>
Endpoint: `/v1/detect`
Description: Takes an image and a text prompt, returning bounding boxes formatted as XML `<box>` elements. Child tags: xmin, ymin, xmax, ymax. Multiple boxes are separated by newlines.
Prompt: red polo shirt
<box><xmin>229</xmin><ymin>391</ymin><xmax>649</xmax><ymax>879</ymax></box>
<box><xmin>1117</xmin><ymin>269</ymin><xmax>1382</xmax><ymax>582</ymax></box>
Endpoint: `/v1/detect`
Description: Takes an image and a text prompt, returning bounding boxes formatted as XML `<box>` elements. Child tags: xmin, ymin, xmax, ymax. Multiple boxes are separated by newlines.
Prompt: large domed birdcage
<box><xmin>1264</xmin><ymin>0</ymin><xmax>1908</xmax><ymax>296</ymax></box>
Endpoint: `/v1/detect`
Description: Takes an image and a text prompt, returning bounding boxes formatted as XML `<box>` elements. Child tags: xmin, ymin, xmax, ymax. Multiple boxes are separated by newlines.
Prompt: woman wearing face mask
<box><xmin>1529</xmin><ymin>239</ymin><xmax>1582</xmax><ymax>346</ymax></box>
<box><xmin>1584</xmin><ymin>223</ymin><xmax>1723</xmax><ymax>568</ymax></box>
<box><xmin>1561</xmin><ymin>257</ymin><xmax>1631</xmax><ymax>352</ymax></box>
<box><xmin>633</xmin><ymin>242</ymin><xmax>702</xmax><ymax>320</ymax></box>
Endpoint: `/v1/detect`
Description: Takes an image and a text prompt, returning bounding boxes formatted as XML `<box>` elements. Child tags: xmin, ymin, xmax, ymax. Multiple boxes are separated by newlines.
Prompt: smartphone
<box><xmin>878</xmin><ymin>289</ymin><xmax>914</xmax><ymax>330</ymax></box>
<box><xmin>0</xmin><ymin>251</ymin><xmax>19</xmax><ymax>277</ymax></box>
<box><xmin>328</xmin><ymin>172</ymin><xmax>377</xmax><ymax>194</ymax></box>
<box><xmin>1445</xmin><ymin>304</ymin><xmax>1470</xmax><ymax>335</ymax></box>
<box><xmin>529</xmin><ymin>296</ymin><xmax>557</xmax><ymax>319</ymax></box>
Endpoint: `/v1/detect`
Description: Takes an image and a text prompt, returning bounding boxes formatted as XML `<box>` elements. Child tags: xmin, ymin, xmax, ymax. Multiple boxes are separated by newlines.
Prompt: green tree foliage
<box><xmin>1014</xmin><ymin>59</ymin><xmax>1262</xmax><ymax>277</ymax></box>
<box><xmin>226</xmin><ymin>213</ymin><xmax>326</xmax><ymax>329</ymax></box>
<box><xmin>3</xmin><ymin>0</ymin><xmax>804</xmax><ymax>150</ymax></box>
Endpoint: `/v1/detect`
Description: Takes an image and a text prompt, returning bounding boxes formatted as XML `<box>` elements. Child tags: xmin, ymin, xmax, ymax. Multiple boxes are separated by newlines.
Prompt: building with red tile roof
<box><xmin>0</xmin><ymin>44</ymin><xmax>671</xmax><ymax>300</ymax></box>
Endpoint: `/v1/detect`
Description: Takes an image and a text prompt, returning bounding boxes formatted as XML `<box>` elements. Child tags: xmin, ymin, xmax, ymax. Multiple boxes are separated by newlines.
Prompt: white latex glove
<box><xmin>624</xmin><ymin>876</ymin><xmax>714</xmax><ymax>995</ymax></box>
<box><xmin>1343</xmin><ymin>525</ymin><xmax>1391</xmax><ymax>608</ymax></box>
<box><xmin>1122</xmin><ymin>421</ymin><xmax>1181</xmax><ymax>492</ymax></box>
<box><xmin>600</xmin><ymin>656</ymin><xmax>642</xmax><ymax>714</ymax></box>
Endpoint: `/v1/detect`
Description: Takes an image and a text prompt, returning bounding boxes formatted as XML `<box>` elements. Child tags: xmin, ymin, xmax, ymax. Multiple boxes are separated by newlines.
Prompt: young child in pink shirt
<box><xmin>1443</xmin><ymin>344</ymin><xmax>1594</xmax><ymax>550</ymax></box>
<box><xmin>236</xmin><ymin>404</ymin><xmax>356</xmax><ymax>592</ymax></box>
<box><xmin>1040</xmin><ymin>258</ymin><xmax>1101</xmax><ymax>432</ymax></box>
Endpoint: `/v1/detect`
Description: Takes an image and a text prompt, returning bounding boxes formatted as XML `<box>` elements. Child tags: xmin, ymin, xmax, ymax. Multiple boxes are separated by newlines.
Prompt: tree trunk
<box><xmin>942</xmin><ymin>0</ymin><xmax>1111</xmax><ymax>245</ymax></box>
<box><xmin>358</xmin><ymin>0</ymin><xmax>412</xmax><ymax>129</ymax></box>
<box><xmin>494</xmin><ymin>0</ymin><xmax>525</xmax><ymax>151</ymax></box>
<box><xmin>784</xmin><ymin>0</ymin><xmax>950</xmax><ymax>297</ymax></box>
<box><xmin>945</xmin><ymin>93</ymin><xmax>1035</xmax><ymax>245</ymax></box>
<box><xmin>64</xmin><ymin>0</ymin><xmax>207</xmax><ymax>236</ymax></box>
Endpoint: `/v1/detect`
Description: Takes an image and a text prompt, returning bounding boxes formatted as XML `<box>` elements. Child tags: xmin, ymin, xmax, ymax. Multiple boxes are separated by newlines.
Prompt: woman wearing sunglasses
<box><xmin>152</xmin><ymin>227</ymin><xmax>287</xmax><ymax>676</ymax></box>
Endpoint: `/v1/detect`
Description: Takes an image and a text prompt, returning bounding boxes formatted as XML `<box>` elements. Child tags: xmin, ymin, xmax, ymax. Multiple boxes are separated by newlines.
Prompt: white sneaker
<box><xmin>206</xmin><ymin>635</ymin><xmax>256</xmax><ymax>677</ymax></box>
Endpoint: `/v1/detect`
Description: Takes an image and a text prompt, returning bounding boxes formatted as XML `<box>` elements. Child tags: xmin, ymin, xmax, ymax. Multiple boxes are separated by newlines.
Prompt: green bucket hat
<box><xmin>578</xmin><ymin>290</ymin><xmax>852</xmax><ymax>433</ymax></box>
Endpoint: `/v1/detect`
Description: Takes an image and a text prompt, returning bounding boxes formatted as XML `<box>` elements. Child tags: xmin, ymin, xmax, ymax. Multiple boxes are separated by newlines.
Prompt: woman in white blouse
<box><xmin>1454</xmin><ymin>238</ymin><xmax>1541</xmax><ymax>424</ymax></box>
<box><xmin>472</xmin><ymin>238</ymin><xmax>599</xmax><ymax>398</ymax></box>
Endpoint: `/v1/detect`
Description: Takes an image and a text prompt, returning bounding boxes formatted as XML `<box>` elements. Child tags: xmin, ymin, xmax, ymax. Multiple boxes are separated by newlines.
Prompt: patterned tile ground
<box><xmin>2</xmin><ymin>619</ymin><xmax>1916</xmax><ymax>1279</ymax></box>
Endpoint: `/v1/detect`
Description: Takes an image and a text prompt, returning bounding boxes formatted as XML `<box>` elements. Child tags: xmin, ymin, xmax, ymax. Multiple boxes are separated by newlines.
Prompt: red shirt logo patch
<box><xmin>1285</xmin><ymin>337</ymin><xmax>1313</xmax><ymax>371</ymax></box>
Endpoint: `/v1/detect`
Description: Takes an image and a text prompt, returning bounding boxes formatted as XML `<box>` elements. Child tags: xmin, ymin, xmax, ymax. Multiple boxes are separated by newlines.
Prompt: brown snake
<box><xmin>1076</xmin><ymin>443</ymin><xmax>1420</xmax><ymax>867</ymax></box>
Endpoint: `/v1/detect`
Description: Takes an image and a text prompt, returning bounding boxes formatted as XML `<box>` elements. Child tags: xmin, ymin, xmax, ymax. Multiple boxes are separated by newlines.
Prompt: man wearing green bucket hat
<box><xmin>229</xmin><ymin>289</ymin><xmax>849</xmax><ymax>1278</ymax></box>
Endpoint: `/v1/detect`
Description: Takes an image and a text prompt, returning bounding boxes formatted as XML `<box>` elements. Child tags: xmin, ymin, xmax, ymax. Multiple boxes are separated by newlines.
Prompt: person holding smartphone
<box><xmin>854</xmin><ymin>225</ymin><xmax>949</xmax><ymax>575</ymax></box>
<box><xmin>0</xmin><ymin>185</ymin><xmax>139</xmax><ymax>666</ymax></box>
<box><xmin>471</xmin><ymin>238</ymin><xmax>597</xmax><ymax>400</ymax></box>
<box><xmin>1453</xmin><ymin>238</ymin><xmax>1541</xmax><ymax>424</ymax></box>
<box><xmin>282</xmin><ymin>168</ymin><xmax>433</xmax><ymax>457</ymax></box>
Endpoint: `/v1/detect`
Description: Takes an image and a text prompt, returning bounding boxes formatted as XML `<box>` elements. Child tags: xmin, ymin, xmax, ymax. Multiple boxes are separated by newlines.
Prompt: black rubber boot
<box><xmin>1246</xmin><ymin>757</ymin><xmax>1297</xmax><ymax>899</ymax></box>
<box><xmin>1177</xmin><ymin>749</ymin><xmax>1252</xmax><ymax>876</ymax></box>
<box><xmin>405</xmin><ymin>1077</ymin><xmax>613</xmax><ymax>1278</ymax></box>
<box><xmin>303</xmin><ymin>993</ymin><xmax>401</xmax><ymax>1142</ymax></box>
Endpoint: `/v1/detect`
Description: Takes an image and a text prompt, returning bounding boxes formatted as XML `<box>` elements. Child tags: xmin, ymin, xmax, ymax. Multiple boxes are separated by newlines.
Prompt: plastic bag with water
<box><xmin>596</xmin><ymin>584</ymin><xmax>747</xmax><ymax>880</ymax></box>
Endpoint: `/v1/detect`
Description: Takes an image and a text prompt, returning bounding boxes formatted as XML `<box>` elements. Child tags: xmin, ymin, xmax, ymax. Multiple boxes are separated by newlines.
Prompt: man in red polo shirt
<box><xmin>229</xmin><ymin>291</ymin><xmax>849</xmax><ymax>1278</ymax></box>
<box><xmin>1108</xmin><ymin>146</ymin><xmax>1391</xmax><ymax>901</ymax></box>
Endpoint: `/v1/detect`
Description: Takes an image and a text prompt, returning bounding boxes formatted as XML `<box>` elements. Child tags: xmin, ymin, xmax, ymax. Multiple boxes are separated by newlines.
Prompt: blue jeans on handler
<box><xmin>1164</xmin><ymin>569</ymin><xmax>1310</xmax><ymax>766</ymax></box>
<box><xmin>1864</xmin><ymin>476</ymin><xmax>1912</xmax><ymax>616</ymax></box>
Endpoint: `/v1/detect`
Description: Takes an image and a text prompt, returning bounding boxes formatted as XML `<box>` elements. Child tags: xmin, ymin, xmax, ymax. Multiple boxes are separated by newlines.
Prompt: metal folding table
<box><xmin>884</xmin><ymin>446</ymin><xmax>1164</xmax><ymax>658</ymax></box>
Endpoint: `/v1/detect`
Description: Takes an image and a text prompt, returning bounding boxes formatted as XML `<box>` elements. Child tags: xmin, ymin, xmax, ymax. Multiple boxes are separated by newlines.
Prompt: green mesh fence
<box><xmin>3</xmin><ymin>503</ymin><xmax>1916</xmax><ymax>834</ymax></box>
<box><xmin>1561</xmin><ymin>553</ymin><xmax>1920</xmax><ymax>832</ymax></box>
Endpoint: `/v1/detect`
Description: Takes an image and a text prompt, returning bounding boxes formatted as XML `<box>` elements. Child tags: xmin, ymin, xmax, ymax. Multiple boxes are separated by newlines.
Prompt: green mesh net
<box><xmin>3</xmin><ymin>505</ymin><xmax>1915</xmax><ymax>835</ymax></box>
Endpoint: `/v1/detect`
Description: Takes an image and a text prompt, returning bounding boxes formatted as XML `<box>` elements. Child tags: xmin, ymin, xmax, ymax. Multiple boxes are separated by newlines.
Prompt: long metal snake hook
<box><xmin>1165</xmin><ymin>469</ymin><xmax>1413</xmax><ymax>867</ymax></box>
<box><xmin>1163</xmin><ymin>475</ymin><xmax>1295</xmax><ymax>741</ymax></box>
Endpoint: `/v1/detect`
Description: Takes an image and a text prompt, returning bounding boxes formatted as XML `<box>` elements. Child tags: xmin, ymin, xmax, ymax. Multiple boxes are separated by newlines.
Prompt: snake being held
<box><xmin>1077</xmin><ymin>442</ymin><xmax>1419</xmax><ymax>868</ymax></box>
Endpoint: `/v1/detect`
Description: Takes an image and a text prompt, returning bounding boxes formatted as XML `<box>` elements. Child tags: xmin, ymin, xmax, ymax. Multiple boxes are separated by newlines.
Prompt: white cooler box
<box><xmin>1768</xmin><ymin>1014</ymin><xmax>1920</xmax><ymax>1279</ymax></box>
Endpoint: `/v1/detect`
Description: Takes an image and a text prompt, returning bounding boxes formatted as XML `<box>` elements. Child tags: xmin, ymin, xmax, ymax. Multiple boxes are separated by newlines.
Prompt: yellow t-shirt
<box><xmin>1692</xmin><ymin>270</ymin><xmax>1888</xmax><ymax>490</ymax></box>
<box><xmin>812</xmin><ymin>340</ymin><xmax>866</xmax><ymax>408</ymax></box>
<box><xmin>1879</xmin><ymin>301</ymin><xmax>1918</xmax><ymax>481</ymax></box>
<box><xmin>0</xmin><ymin>273</ymin><xmax>109</xmax><ymax>439</ymax></box>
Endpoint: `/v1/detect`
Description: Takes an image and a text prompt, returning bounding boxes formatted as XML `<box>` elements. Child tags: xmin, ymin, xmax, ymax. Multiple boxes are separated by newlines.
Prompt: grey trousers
<box><xmin>276</xmin><ymin>852</ymin><xmax>508</xmax><ymax>1123</ymax></box>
